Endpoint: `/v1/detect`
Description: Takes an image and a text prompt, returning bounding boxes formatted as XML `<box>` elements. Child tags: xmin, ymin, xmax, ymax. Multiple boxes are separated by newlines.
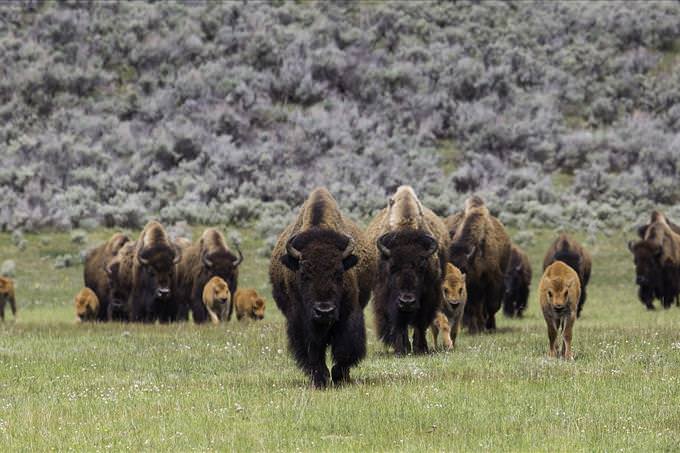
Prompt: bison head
<box><xmin>138</xmin><ymin>244</ymin><xmax>181</xmax><ymax>300</ymax></box>
<box><xmin>200</xmin><ymin>242</ymin><xmax>243</xmax><ymax>285</ymax></box>
<box><xmin>448</xmin><ymin>242</ymin><xmax>477</xmax><ymax>276</ymax></box>
<box><xmin>281</xmin><ymin>229</ymin><xmax>358</xmax><ymax>324</ymax></box>
<box><xmin>629</xmin><ymin>240</ymin><xmax>662</xmax><ymax>308</ymax></box>
<box><xmin>377</xmin><ymin>231</ymin><xmax>438</xmax><ymax>313</ymax></box>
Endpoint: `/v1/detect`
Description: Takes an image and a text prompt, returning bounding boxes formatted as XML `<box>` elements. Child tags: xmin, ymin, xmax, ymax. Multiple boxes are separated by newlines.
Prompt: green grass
<box><xmin>2</xmin><ymin>227</ymin><xmax>680</xmax><ymax>451</ymax></box>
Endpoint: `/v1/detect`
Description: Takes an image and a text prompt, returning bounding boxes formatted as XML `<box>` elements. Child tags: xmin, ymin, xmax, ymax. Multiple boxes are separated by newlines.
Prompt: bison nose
<box><xmin>314</xmin><ymin>302</ymin><xmax>336</xmax><ymax>316</ymax></box>
<box><xmin>397</xmin><ymin>293</ymin><xmax>417</xmax><ymax>310</ymax></box>
<box><xmin>156</xmin><ymin>287</ymin><xmax>171</xmax><ymax>298</ymax></box>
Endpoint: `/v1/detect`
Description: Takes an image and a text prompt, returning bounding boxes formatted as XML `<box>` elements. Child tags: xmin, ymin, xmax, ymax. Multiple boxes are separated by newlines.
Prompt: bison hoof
<box><xmin>310</xmin><ymin>367</ymin><xmax>330</xmax><ymax>389</ymax></box>
<box><xmin>331</xmin><ymin>365</ymin><xmax>350</xmax><ymax>385</ymax></box>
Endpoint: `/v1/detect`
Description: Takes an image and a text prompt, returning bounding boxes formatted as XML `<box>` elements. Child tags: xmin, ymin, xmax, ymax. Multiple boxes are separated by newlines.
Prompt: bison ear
<box><xmin>342</xmin><ymin>254</ymin><xmax>359</xmax><ymax>271</ymax></box>
<box><xmin>280</xmin><ymin>254</ymin><xmax>300</xmax><ymax>271</ymax></box>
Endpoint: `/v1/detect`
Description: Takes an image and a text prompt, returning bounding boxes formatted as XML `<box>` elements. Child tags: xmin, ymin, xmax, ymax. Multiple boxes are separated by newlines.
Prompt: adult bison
<box><xmin>502</xmin><ymin>244</ymin><xmax>532</xmax><ymax>318</ymax></box>
<box><xmin>446</xmin><ymin>196</ymin><xmax>511</xmax><ymax>333</ymax></box>
<box><xmin>83</xmin><ymin>232</ymin><xmax>130</xmax><ymax>321</ymax></box>
<box><xmin>269</xmin><ymin>188</ymin><xmax>375</xmax><ymax>388</ymax></box>
<box><xmin>629</xmin><ymin>211</ymin><xmax>680</xmax><ymax>309</ymax></box>
<box><xmin>367</xmin><ymin>185</ymin><xmax>448</xmax><ymax>355</ymax></box>
<box><xmin>174</xmin><ymin>228</ymin><xmax>243</xmax><ymax>323</ymax></box>
<box><xmin>107</xmin><ymin>221</ymin><xmax>181</xmax><ymax>323</ymax></box>
<box><xmin>543</xmin><ymin>233</ymin><xmax>591</xmax><ymax>317</ymax></box>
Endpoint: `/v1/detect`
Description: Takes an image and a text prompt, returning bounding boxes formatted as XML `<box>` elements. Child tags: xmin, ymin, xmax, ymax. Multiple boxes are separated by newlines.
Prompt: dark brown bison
<box><xmin>83</xmin><ymin>232</ymin><xmax>131</xmax><ymax>321</ymax></box>
<box><xmin>107</xmin><ymin>221</ymin><xmax>181</xmax><ymax>323</ymax></box>
<box><xmin>543</xmin><ymin>233</ymin><xmax>592</xmax><ymax>317</ymax></box>
<box><xmin>446</xmin><ymin>196</ymin><xmax>511</xmax><ymax>333</ymax></box>
<box><xmin>502</xmin><ymin>244</ymin><xmax>532</xmax><ymax>318</ymax></box>
<box><xmin>0</xmin><ymin>276</ymin><xmax>17</xmax><ymax>321</ymax></box>
<box><xmin>174</xmin><ymin>228</ymin><xmax>243</xmax><ymax>323</ymax></box>
<box><xmin>367</xmin><ymin>185</ymin><xmax>448</xmax><ymax>355</ymax></box>
<box><xmin>269</xmin><ymin>188</ymin><xmax>376</xmax><ymax>388</ymax></box>
<box><xmin>629</xmin><ymin>211</ymin><xmax>680</xmax><ymax>309</ymax></box>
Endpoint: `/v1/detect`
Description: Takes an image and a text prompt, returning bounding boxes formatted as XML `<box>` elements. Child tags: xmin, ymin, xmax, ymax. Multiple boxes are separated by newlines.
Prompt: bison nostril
<box><xmin>314</xmin><ymin>303</ymin><xmax>335</xmax><ymax>316</ymax></box>
<box><xmin>156</xmin><ymin>288</ymin><xmax>170</xmax><ymax>297</ymax></box>
<box><xmin>398</xmin><ymin>293</ymin><xmax>416</xmax><ymax>305</ymax></box>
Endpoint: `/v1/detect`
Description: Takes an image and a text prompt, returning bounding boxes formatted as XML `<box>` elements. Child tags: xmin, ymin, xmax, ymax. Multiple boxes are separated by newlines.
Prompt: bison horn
<box><xmin>233</xmin><ymin>243</ymin><xmax>244</xmax><ymax>267</ymax></box>
<box><xmin>377</xmin><ymin>233</ymin><xmax>392</xmax><ymax>258</ymax></box>
<box><xmin>202</xmin><ymin>253</ymin><xmax>213</xmax><ymax>268</ymax></box>
<box><xmin>138</xmin><ymin>253</ymin><xmax>150</xmax><ymax>266</ymax></box>
<box><xmin>466</xmin><ymin>245</ymin><xmax>476</xmax><ymax>260</ymax></box>
<box><xmin>627</xmin><ymin>240</ymin><xmax>635</xmax><ymax>253</ymax></box>
<box><xmin>421</xmin><ymin>235</ymin><xmax>438</xmax><ymax>257</ymax></box>
<box><xmin>173</xmin><ymin>246</ymin><xmax>182</xmax><ymax>265</ymax></box>
<box><xmin>341</xmin><ymin>234</ymin><xmax>355</xmax><ymax>259</ymax></box>
<box><xmin>286</xmin><ymin>234</ymin><xmax>302</xmax><ymax>261</ymax></box>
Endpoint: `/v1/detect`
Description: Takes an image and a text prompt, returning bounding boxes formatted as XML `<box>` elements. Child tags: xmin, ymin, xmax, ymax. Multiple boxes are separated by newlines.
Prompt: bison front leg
<box><xmin>9</xmin><ymin>293</ymin><xmax>16</xmax><ymax>318</ymax></box>
<box><xmin>331</xmin><ymin>310</ymin><xmax>366</xmax><ymax>386</ymax></box>
<box><xmin>562</xmin><ymin>315</ymin><xmax>576</xmax><ymax>360</ymax></box>
<box><xmin>412</xmin><ymin>325</ymin><xmax>429</xmax><ymax>354</ymax></box>
<box><xmin>546</xmin><ymin>318</ymin><xmax>558</xmax><ymax>358</ymax></box>
<box><xmin>393</xmin><ymin>326</ymin><xmax>411</xmax><ymax>355</ymax></box>
<box><xmin>307</xmin><ymin>345</ymin><xmax>330</xmax><ymax>389</ymax></box>
<box><xmin>0</xmin><ymin>298</ymin><xmax>5</xmax><ymax>321</ymax></box>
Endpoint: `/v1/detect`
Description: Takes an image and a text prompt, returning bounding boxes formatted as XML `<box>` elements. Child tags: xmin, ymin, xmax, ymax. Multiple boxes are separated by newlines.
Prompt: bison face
<box><xmin>138</xmin><ymin>248</ymin><xmax>180</xmax><ymax>300</ymax></box>
<box><xmin>545</xmin><ymin>283</ymin><xmax>573</xmax><ymax>317</ymax></box>
<box><xmin>281</xmin><ymin>229</ymin><xmax>358</xmax><ymax>325</ymax></box>
<box><xmin>629</xmin><ymin>240</ymin><xmax>662</xmax><ymax>307</ymax></box>
<box><xmin>377</xmin><ymin>231</ymin><xmax>438</xmax><ymax>313</ymax></box>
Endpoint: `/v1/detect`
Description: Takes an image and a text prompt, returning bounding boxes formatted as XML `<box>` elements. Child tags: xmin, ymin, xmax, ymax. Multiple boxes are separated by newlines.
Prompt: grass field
<box><xmin>1</xmin><ymin>226</ymin><xmax>680</xmax><ymax>452</ymax></box>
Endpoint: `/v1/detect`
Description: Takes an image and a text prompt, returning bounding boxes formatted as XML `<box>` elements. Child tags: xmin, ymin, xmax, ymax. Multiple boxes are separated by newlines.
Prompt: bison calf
<box><xmin>234</xmin><ymin>288</ymin><xmax>266</xmax><ymax>321</ymax></box>
<box><xmin>0</xmin><ymin>277</ymin><xmax>17</xmax><ymax>321</ymax></box>
<box><xmin>430</xmin><ymin>263</ymin><xmax>467</xmax><ymax>350</ymax></box>
<box><xmin>539</xmin><ymin>261</ymin><xmax>581</xmax><ymax>360</ymax></box>
<box><xmin>74</xmin><ymin>287</ymin><xmax>100</xmax><ymax>322</ymax></box>
<box><xmin>202</xmin><ymin>276</ymin><xmax>231</xmax><ymax>324</ymax></box>
<box><xmin>543</xmin><ymin>234</ymin><xmax>591</xmax><ymax>317</ymax></box>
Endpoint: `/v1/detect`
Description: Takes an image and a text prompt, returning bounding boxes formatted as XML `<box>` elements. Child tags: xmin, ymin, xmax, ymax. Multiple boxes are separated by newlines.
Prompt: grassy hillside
<box><xmin>1</xmin><ymin>227</ymin><xmax>680</xmax><ymax>451</ymax></box>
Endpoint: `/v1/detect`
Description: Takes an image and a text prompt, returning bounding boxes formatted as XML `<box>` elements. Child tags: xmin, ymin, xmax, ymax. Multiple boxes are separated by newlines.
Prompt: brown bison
<box><xmin>107</xmin><ymin>221</ymin><xmax>181</xmax><ymax>323</ymax></box>
<box><xmin>269</xmin><ymin>188</ymin><xmax>375</xmax><ymax>388</ymax></box>
<box><xmin>202</xmin><ymin>276</ymin><xmax>231</xmax><ymax>324</ymax></box>
<box><xmin>83</xmin><ymin>232</ymin><xmax>130</xmax><ymax>321</ymax></box>
<box><xmin>430</xmin><ymin>263</ymin><xmax>467</xmax><ymax>350</ymax></box>
<box><xmin>629</xmin><ymin>211</ymin><xmax>680</xmax><ymax>309</ymax></box>
<box><xmin>543</xmin><ymin>234</ymin><xmax>591</xmax><ymax>317</ymax></box>
<box><xmin>502</xmin><ymin>244</ymin><xmax>532</xmax><ymax>318</ymax></box>
<box><xmin>0</xmin><ymin>276</ymin><xmax>17</xmax><ymax>321</ymax></box>
<box><xmin>174</xmin><ymin>228</ymin><xmax>243</xmax><ymax>323</ymax></box>
<box><xmin>539</xmin><ymin>261</ymin><xmax>581</xmax><ymax>360</ymax></box>
<box><xmin>367</xmin><ymin>185</ymin><xmax>449</xmax><ymax>355</ymax></box>
<box><xmin>234</xmin><ymin>288</ymin><xmax>266</xmax><ymax>321</ymax></box>
<box><xmin>74</xmin><ymin>287</ymin><xmax>99</xmax><ymax>322</ymax></box>
<box><xmin>446</xmin><ymin>196</ymin><xmax>511</xmax><ymax>333</ymax></box>
<box><xmin>637</xmin><ymin>210</ymin><xmax>680</xmax><ymax>238</ymax></box>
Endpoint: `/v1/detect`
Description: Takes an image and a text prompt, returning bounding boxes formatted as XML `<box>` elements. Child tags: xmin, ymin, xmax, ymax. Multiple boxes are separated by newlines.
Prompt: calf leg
<box><xmin>562</xmin><ymin>315</ymin><xmax>576</xmax><ymax>360</ymax></box>
<box><xmin>0</xmin><ymin>298</ymin><xmax>5</xmax><ymax>321</ymax></box>
<box><xmin>546</xmin><ymin>318</ymin><xmax>558</xmax><ymax>358</ymax></box>
<box><xmin>331</xmin><ymin>310</ymin><xmax>366</xmax><ymax>386</ymax></box>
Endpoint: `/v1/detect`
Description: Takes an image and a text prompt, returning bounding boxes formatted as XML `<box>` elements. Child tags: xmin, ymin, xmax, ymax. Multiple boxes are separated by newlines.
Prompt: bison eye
<box><xmin>547</xmin><ymin>290</ymin><xmax>552</xmax><ymax>298</ymax></box>
<box><xmin>564</xmin><ymin>290</ymin><xmax>568</xmax><ymax>298</ymax></box>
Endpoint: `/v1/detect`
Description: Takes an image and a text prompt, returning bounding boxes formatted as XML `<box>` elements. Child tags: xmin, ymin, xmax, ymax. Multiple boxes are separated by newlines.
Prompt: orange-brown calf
<box><xmin>539</xmin><ymin>261</ymin><xmax>581</xmax><ymax>360</ymax></box>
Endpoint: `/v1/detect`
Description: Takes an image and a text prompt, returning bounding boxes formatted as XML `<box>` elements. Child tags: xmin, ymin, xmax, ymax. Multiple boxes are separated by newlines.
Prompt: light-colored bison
<box><xmin>202</xmin><ymin>276</ymin><xmax>231</xmax><ymax>324</ymax></box>
<box><xmin>234</xmin><ymin>288</ymin><xmax>266</xmax><ymax>321</ymax></box>
<box><xmin>539</xmin><ymin>261</ymin><xmax>580</xmax><ymax>360</ymax></box>
<box><xmin>430</xmin><ymin>263</ymin><xmax>467</xmax><ymax>350</ymax></box>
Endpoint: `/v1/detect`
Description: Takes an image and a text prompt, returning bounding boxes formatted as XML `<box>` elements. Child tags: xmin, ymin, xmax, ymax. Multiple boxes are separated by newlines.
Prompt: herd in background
<box><xmin>0</xmin><ymin>185</ymin><xmax>677</xmax><ymax>388</ymax></box>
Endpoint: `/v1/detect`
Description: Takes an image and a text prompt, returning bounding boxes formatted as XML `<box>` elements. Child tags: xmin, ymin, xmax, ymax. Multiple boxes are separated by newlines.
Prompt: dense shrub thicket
<box><xmin>1</xmin><ymin>1</ymin><xmax>679</xmax><ymax>245</ymax></box>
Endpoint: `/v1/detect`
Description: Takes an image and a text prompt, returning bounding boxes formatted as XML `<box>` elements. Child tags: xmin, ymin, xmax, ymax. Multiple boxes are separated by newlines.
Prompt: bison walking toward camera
<box><xmin>83</xmin><ymin>232</ymin><xmax>130</xmax><ymax>321</ymax></box>
<box><xmin>446</xmin><ymin>196</ymin><xmax>511</xmax><ymax>333</ymax></box>
<box><xmin>539</xmin><ymin>261</ymin><xmax>581</xmax><ymax>360</ymax></box>
<box><xmin>543</xmin><ymin>234</ymin><xmax>591</xmax><ymax>317</ymax></box>
<box><xmin>367</xmin><ymin>185</ymin><xmax>448</xmax><ymax>355</ymax></box>
<box><xmin>269</xmin><ymin>188</ymin><xmax>375</xmax><ymax>388</ymax></box>
<box><xmin>108</xmin><ymin>221</ymin><xmax>181</xmax><ymax>323</ymax></box>
<box><xmin>174</xmin><ymin>228</ymin><xmax>243</xmax><ymax>323</ymax></box>
<box><xmin>502</xmin><ymin>244</ymin><xmax>532</xmax><ymax>318</ymax></box>
<box><xmin>629</xmin><ymin>211</ymin><xmax>680</xmax><ymax>309</ymax></box>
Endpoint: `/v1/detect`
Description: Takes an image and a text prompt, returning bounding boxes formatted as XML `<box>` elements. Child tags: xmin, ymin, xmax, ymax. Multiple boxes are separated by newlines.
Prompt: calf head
<box><xmin>377</xmin><ymin>231</ymin><xmax>438</xmax><ymax>313</ymax></box>
<box><xmin>281</xmin><ymin>229</ymin><xmax>358</xmax><ymax>324</ymax></box>
<box><xmin>543</xmin><ymin>275</ymin><xmax>577</xmax><ymax>317</ymax></box>
<box><xmin>442</xmin><ymin>262</ymin><xmax>466</xmax><ymax>314</ymax></box>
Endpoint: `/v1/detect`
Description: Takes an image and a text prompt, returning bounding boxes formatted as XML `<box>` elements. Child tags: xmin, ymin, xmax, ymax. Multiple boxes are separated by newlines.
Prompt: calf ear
<box><xmin>280</xmin><ymin>254</ymin><xmax>300</xmax><ymax>271</ymax></box>
<box><xmin>342</xmin><ymin>254</ymin><xmax>359</xmax><ymax>271</ymax></box>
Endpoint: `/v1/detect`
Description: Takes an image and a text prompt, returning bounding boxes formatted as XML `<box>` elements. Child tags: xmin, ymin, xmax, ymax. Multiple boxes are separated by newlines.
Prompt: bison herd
<box><xmin>1</xmin><ymin>186</ymin><xmax>678</xmax><ymax>389</ymax></box>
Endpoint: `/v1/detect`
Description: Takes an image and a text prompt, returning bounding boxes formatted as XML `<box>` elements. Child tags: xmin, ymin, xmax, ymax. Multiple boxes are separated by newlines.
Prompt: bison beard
<box><xmin>373</xmin><ymin>231</ymin><xmax>441</xmax><ymax>355</ymax></box>
<box><xmin>274</xmin><ymin>229</ymin><xmax>365</xmax><ymax>389</ymax></box>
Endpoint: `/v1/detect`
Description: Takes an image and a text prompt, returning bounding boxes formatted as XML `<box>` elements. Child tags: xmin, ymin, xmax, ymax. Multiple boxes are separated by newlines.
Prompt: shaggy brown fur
<box><xmin>83</xmin><ymin>232</ymin><xmax>130</xmax><ymax>321</ymax></box>
<box><xmin>430</xmin><ymin>263</ymin><xmax>467</xmax><ymax>350</ymax></box>
<box><xmin>502</xmin><ymin>244</ymin><xmax>532</xmax><ymax>318</ymax></box>
<box><xmin>447</xmin><ymin>197</ymin><xmax>511</xmax><ymax>333</ymax></box>
<box><xmin>629</xmin><ymin>212</ymin><xmax>680</xmax><ymax>309</ymax></box>
<box><xmin>108</xmin><ymin>221</ymin><xmax>180</xmax><ymax>323</ymax></box>
<box><xmin>366</xmin><ymin>186</ymin><xmax>449</xmax><ymax>355</ymax></box>
<box><xmin>234</xmin><ymin>288</ymin><xmax>266</xmax><ymax>321</ymax></box>
<box><xmin>74</xmin><ymin>287</ymin><xmax>99</xmax><ymax>322</ymax></box>
<box><xmin>539</xmin><ymin>261</ymin><xmax>581</xmax><ymax>360</ymax></box>
<box><xmin>0</xmin><ymin>276</ymin><xmax>17</xmax><ymax>321</ymax></box>
<box><xmin>269</xmin><ymin>187</ymin><xmax>376</xmax><ymax>388</ymax></box>
<box><xmin>543</xmin><ymin>233</ymin><xmax>592</xmax><ymax>317</ymax></box>
<box><xmin>637</xmin><ymin>211</ymin><xmax>680</xmax><ymax>238</ymax></box>
<box><xmin>202</xmin><ymin>276</ymin><xmax>231</xmax><ymax>324</ymax></box>
<box><xmin>174</xmin><ymin>228</ymin><xmax>243</xmax><ymax>323</ymax></box>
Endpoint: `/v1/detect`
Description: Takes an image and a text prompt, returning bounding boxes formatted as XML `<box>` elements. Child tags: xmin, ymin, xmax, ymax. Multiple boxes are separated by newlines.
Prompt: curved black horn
<box><xmin>421</xmin><ymin>235</ymin><xmax>439</xmax><ymax>257</ymax></box>
<box><xmin>377</xmin><ymin>233</ymin><xmax>392</xmax><ymax>258</ymax></box>
<box><xmin>341</xmin><ymin>234</ymin><xmax>355</xmax><ymax>259</ymax></box>
<box><xmin>286</xmin><ymin>234</ymin><xmax>302</xmax><ymax>261</ymax></box>
<box><xmin>202</xmin><ymin>252</ymin><xmax>213</xmax><ymax>268</ymax></box>
<box><xmin>233</xmin><ymin>242</ymin><xmax>244</xmax><ymax>267</ymax></box>
<box><xmin>172</xmin><ymin>246</ymin><xmax>182</xmax><ymax>265</ymax></box>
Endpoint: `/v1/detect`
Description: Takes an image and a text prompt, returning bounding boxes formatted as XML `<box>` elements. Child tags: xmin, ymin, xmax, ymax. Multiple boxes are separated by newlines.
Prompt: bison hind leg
<box><xmin>331</xmin><ymin>310</ymin><xmax>367</xmax><ymax>386</ymax></box>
